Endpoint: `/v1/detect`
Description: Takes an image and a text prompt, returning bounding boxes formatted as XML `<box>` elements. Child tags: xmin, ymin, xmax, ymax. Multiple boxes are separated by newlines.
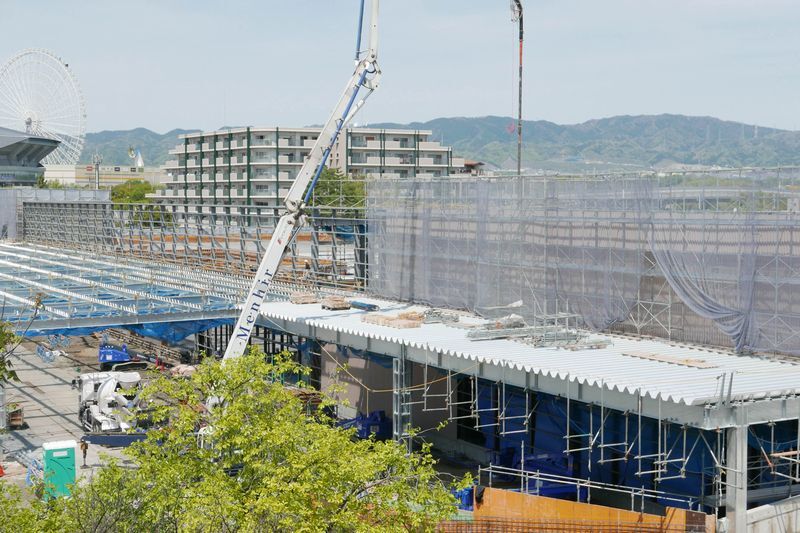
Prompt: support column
<box><xmin>726</xmin><ymin>422</ymin><xmax>748</xmax><ymax>532</ymax></box>
<box><xmin>392</xmin><ymin>347</ymin><xmax>412</xmax><ymax>451</ymax></box>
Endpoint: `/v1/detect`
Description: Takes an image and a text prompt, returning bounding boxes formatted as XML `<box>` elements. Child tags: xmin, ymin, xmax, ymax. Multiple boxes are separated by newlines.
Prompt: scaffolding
<box><xmin>14</xmin><ymin>166</ymin><xmax>800</xmax><ymax>357</ymax></box>
<box><xmin>366</xmin><ymin>168</ymin><xmax>800</xmax><ymax>356</ymax></box>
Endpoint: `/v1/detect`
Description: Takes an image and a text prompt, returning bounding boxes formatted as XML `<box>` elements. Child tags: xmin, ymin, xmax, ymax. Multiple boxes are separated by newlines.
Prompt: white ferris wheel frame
<box><xmin>0</xmin><ymin>48</ymin><xmax>87</xmax><ymax>166</ymax></box>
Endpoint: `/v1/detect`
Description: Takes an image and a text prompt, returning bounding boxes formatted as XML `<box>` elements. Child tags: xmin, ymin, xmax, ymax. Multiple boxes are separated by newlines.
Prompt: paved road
<box><xmin>1</xmin><ymin>341</ymin><xmax>128</xmax><ymax>490</ymax></box>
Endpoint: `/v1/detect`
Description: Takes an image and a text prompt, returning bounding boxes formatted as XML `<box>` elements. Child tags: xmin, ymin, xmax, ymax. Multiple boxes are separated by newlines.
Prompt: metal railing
<box><xmin>478</xmin><ymin>463</ymin><xmax>699</xmax><ymax>512</ymax></box>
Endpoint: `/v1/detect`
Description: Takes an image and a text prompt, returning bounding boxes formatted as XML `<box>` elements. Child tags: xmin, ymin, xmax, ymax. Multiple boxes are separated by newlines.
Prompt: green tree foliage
<box><xmin>0</xmin><ymin>349</ymin><xmax>460</xmax><ymax>532</ymax></box>
<box><xmin>0</xmin><ymin>320</ymin><xmax>22</xmax><ymax>383</ymax></box>
<box><xmin>35</xmin><ymin>175</ymin><xmax>65</xmax><ymax>189</ymax></box>
<box><xmin>110</xmin><ymin>179</ymin><xmax>155</xmax><ymax>204</ymax></box>
<box><xmin>111</xmin><ymin>180</ymin><xmax>172</xmax><ymax>226</ymax></box>
<box><xmin>309</xmin><ymin>168</ymin><xmax>366</xmax><ymax>217</ymax></box>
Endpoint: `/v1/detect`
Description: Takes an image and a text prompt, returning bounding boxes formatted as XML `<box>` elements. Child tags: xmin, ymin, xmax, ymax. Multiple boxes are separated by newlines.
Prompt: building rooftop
<box><xmin>0</xmin><ymin>126</ymin><xmax>59</xmax><ymax>162</ymax></box>
<box><xmin>177</xmin><ymin>126</ymin><xmax>436</xmax><ymax>139</ymax></box>
<box><xmin>259</xmin><ymin>296</ymin><xmax>800</xmax><ymax>429</ymax></box>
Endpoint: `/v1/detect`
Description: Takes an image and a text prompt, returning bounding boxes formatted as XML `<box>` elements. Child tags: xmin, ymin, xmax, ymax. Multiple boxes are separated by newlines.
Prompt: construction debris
<box><xmin>170</xmin><ymin>364</ymin><xmax>197</xmax><ymax>377</ymax></box>
<box><xmin>321</xmin><ymin>296</ymin><xmax>351</xmax><ymax>311</ymax></box>
<box><xmin>290</xmin><ymin>292</ymin><xmax>320</xmax><ymax>305</ymax></box>
<box><xmin>423</xmin><ymin>309</ymin><xmax>461</xmax><ymax>324</ymax></box>
<box><xmin>492</xmin><ymin>314</ymin><xmax>526</xmax><ymax>329</ymax></box>
<box><xmin>397</xmin><ymin>311</ymin><xmax>424</xmax><ymax>321</ymax></box>
<box><xmin>363</xmin><ymin>313</ymin><xmax>422</xmax><ymax>329</ymax></box>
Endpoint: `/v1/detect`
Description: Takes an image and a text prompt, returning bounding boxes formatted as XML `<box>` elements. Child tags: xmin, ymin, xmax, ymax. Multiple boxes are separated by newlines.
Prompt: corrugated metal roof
<box><xmin>260</xmin><ymin>297</ymin><xmax>800</xmax><ymax>407</ymax></box>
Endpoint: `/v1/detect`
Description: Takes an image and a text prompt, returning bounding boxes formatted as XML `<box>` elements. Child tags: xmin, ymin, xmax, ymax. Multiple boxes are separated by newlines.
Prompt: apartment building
<box><xmin>150</xmin><ymin>127</ymin><xmax>465</xmax><ymax>210</ymax></box>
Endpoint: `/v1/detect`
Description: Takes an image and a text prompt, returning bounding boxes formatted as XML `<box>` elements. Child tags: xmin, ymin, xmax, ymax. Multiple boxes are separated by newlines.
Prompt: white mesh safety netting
<box><xmin>367</xmin><ymin>177</ymin><xmax>651</xmax><ymax>330</ymax></box>
<box><xmin>367</xmin><ymin>175</ymin><xmax>800</xmax><ymax>356</ymax></box>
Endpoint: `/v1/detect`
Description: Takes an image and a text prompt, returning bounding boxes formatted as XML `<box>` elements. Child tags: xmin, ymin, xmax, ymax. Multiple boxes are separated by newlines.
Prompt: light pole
<box><xmin>92</xmin><ymin>152</ymin><xmax>102</xmax><ymax>189</ymax></box>
<box><xmin>511</xmin><ymin>0</ymin><xmax>523</xmax><ymax>177</ymax></box>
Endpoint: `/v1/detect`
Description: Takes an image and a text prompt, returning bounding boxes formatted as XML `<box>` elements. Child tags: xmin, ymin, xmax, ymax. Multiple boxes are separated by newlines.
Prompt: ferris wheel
<box><xmin>0</xmin><ymin>49</ymin><xmax>87</xmax><ymax>166</ymax></box>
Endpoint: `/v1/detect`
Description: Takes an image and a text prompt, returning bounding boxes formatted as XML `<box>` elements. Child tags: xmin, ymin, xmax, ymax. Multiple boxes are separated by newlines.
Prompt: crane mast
<box><xmin>224</xmin><ymin>1</ymin><xmax>381</xmax><ymax>359</ymax></box>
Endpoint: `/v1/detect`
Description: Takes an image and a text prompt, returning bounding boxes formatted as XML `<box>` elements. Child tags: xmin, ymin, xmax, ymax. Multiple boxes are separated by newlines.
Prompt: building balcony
<box><xmin>251</xmin><ymin>157</ymin><xmax>277</xmax><ymax>165</ymax></box>
<box><xmin>251</xmin><ymin>191</ymin><xmax>280</xmax><ymax>199</ymax></box>
<box><xmin>278</xmin><ymin>155</ymin><xmax>303</xmax><ymax>165</ymax></box>
<box><xmin>250</xmin><ymin>139</ymin><xmax>275</xmax><ymax>149</ymax></box>
<box><xmin>419</xmin><ymin>141</ymin><xmax>445</xmax><ymax>150</ymax></box>
<box><xmin>383</xmin><ymin>140</ymin><xmax>413</xmax><ymax>150</ymax></box>
<box><xmin>384</xmin><ymin>156</ymin><xmax>414</xmax><ymax>166</ymax></box>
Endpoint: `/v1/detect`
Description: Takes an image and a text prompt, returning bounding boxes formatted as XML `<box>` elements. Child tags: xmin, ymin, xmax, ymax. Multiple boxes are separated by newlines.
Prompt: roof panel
<box><xmin>259</xmin><ymin>297</ymin><xmax>800</xmax><ymax>407</ymax></box>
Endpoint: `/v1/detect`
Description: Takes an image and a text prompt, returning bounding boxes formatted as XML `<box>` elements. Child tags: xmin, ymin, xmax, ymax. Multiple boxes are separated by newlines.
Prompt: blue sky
<box><xmin>2</xmin><ymin>0</ymin><xmax>798</xmax><ymax>133</ymax></box>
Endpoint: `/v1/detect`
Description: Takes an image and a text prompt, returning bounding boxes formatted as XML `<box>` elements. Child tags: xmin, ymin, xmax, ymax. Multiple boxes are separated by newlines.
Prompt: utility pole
<box><xmin>92</xmin><ymin>152</ymin><xmax>102</xmax><ymax>189</ymax></box>
<box><xmin>511</xmin><ymin>0</ymin><xmax>523</xmax><ymax>177</ymax></box>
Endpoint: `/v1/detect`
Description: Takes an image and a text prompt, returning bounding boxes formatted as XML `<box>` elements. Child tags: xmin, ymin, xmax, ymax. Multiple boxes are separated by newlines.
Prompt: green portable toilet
<box><xmin>42</xmin><ymin>440</ymin><xmax>77</xmax><ymax>499</ymax></box>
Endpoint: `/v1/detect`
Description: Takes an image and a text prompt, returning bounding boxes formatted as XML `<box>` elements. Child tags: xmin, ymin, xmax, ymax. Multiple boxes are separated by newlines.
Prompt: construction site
<box><xmin>1</xmin><ymin>166</ymin><xmax>800</xmax><ymax>531</ymax></box>
<box><xmin>1</xmin><ymin>2</ymin><xmax>800</xmax><ymax>532</ymax></box>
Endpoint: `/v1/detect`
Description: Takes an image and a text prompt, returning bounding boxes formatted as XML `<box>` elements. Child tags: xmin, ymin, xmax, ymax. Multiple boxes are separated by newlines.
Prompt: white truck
<box><xmin>74</xmin><ymin>371</ymin><xmax>143</xmax><ymax>433</ymax></box>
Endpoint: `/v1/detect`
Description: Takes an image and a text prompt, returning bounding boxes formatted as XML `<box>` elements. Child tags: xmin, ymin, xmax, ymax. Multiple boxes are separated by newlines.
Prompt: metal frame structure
<box><xmin>0</xmin><ymin>242</ymin><xmax>245</xmax><ymax>332</ymax></box>
<box><xmin>21</xmin><ymin>201</ymin><xmax>368</xmax><ymax>292</ymax></box>
<box><xmin>256</xmin><ymin>297</ymin><xmax>800</xmax><ymax>527</ymax></box>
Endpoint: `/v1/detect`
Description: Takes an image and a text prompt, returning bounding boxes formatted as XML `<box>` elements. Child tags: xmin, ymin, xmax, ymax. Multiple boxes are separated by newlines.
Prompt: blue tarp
<box><xmin>123</xmin><ymin>319</ymin><xmax>234</xmax><ymax>344</ymax></box>
<box><xmin>26</xmin><ymin>318</ymin><xmax>234</xmax><ymax>345</ymax></box>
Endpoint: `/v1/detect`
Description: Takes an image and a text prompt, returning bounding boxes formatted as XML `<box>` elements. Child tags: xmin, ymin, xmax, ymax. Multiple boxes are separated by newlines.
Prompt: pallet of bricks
<box><xmin>362</xmin><ymin>311</ymin><xmax>423</xmax><ymax>329</ymax></box>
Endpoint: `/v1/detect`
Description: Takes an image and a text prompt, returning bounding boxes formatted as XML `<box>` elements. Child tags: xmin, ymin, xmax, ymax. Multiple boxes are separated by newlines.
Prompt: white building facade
<box><xmin>45</xmin><ymin>164</ymin><xmax>166</xmax><ymax>187</ymax></box>
<box><xmin>151</xmin><ymin>127</ymin><xmax>465</xmax><ymax>210</ymax></box>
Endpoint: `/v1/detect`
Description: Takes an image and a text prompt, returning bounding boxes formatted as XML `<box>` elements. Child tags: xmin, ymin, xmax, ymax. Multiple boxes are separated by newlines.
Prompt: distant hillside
<box><xmin>368</xmin><ymin>115</ymin><xmax>800</xmax><ymax>171</ymax></box>
<box><xmin>81</xmin><ymin>115</ymin><xmax>800</xmax><ymax>171</ymax></box>
<box><xmin>81</xmin><ymin>128</ymin><xmax>199</xmax><ymax>166</ymax></box>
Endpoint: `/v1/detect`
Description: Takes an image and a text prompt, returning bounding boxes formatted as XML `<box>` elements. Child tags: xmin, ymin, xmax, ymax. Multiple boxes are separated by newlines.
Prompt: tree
<box><xmin>110</xmin><ymin>179</ymin><xmax>155</xmax><ymax>204</ymax></box>
<box><xmin>0</xmin><ymin>321</ymin><xmax>20</xmax><ymax>384</ymax></box>
<box><xmin>35</xmin><ymin>175</ymin><xmax>65</xmax><ymax>189</ymax></box>
<box><xmin>0</xmin><ymin>349</ymin><xmax>461</xmax><ymax>532</ymax></box>
<box><xmin>309</xmin><ymin>168</ymin><xmax>366</xmax><ymax>218</ymax></box>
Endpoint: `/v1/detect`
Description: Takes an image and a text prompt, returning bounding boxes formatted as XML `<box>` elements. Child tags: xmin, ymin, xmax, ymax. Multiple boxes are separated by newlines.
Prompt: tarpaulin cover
<box><xmin>26</xmin><ymin>319</ymin><xmax>233</xmax><ymax>345</ymax></box>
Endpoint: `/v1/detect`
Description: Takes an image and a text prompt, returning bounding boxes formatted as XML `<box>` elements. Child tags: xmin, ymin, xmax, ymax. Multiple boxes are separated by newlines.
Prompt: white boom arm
<box><xmin>224</xmin><ymin>1</ymin><xmax>381</xmax><ymax>359</ymax></box>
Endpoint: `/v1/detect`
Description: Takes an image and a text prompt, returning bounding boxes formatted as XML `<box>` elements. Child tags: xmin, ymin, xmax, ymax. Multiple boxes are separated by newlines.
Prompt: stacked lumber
<box><xmin>321</xmin><ymin>296</ymin><xmax>351</xmax><ymax>310</ymax></box>
<box><xmin>290</xmin><ymin>292</ymin><xmax>320</xmax><ymax>304</ymax></box>
<box><xmin>362</xmin><ymin>312</ymin><xmax>422</xmax><ymax>329</ymax></box>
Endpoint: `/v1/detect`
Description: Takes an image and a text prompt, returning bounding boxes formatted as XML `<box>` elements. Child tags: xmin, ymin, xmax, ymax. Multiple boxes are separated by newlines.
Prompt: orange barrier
<box><xmin>460</xmin><ymin>487</ymin><xmax>713</xmax><ymax>532</ymax></box>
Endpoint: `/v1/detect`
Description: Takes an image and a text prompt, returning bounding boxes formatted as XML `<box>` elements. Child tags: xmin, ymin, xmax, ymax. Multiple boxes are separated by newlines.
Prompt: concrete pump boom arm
<box><xmin>223</xmin><ymin>1</ymin><xmax>381</xmax><ymax>359</ymax></box>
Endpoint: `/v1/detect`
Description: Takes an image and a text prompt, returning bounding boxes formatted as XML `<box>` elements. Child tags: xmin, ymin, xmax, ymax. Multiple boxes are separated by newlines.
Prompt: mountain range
<box><xmin>82</xmin><ymin>115</ymin><xmax>800</xmax><ymax>172</ymax></box>
<box><xmin>81</xmin><ymin>128</ymin><xmax>199</xmax><ymax>167</ymax></box>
